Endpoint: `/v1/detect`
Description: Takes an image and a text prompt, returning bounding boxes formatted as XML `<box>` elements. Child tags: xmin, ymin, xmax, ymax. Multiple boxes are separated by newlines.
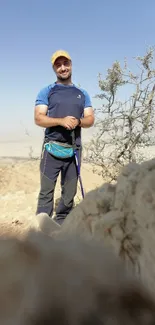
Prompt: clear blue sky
<box><xmin>1</xmin><ymin>0</ymin><xmax>155</xmax><ymax>141</ymax></box>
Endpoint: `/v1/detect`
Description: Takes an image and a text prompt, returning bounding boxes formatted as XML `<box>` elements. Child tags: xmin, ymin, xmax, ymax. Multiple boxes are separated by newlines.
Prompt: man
<box><xmin>34</xmin><ymin>50</ymin><xmax>94</xmax><ymax>226</ymax></box>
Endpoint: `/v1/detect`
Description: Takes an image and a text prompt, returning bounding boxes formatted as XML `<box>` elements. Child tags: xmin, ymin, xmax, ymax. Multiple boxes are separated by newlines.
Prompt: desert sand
<box><xmin>1</xmin><ymin>127</ymin><xmax>155</xmax><ymax>239</ymax></box>
<box><xmin>0</xmin><ymin>156</ymin><xmax>103</xmax><ymax>237</ymax></box>
<box><xmin>0</xmin><ymin>127</ymin><xmax>103</xmax><ymax>236</ymax></box>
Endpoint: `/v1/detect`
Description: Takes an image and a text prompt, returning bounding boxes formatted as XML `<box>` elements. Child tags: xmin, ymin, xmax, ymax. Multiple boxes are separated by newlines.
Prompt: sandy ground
<box><xmin>2</xmin><ymin>132</ymin><xmax>154</xmax><ymax>239</ymax></box>
<box><xmin>0</xmin><ymin>157</ymin><xmax>103</xmax><ymax>238</ymax></box>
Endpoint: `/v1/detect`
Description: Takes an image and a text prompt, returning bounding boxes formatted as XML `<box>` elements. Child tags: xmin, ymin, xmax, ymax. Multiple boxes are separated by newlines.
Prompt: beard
<box><xmin>57</xmin><ymin>71</ymin><xmax>72</xmax><ymax>81</ymax></box>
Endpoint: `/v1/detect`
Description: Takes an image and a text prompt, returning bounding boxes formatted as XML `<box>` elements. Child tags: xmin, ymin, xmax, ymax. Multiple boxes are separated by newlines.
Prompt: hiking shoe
<box><xmin>36</xmin><ymin>213</ymin><xmax>60</xmax><ymax>236</ymax></box>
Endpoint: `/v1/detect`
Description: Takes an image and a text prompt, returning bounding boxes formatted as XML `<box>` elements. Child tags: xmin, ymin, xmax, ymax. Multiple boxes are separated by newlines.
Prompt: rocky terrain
<box><xmin>0</xmin><ymin>158</ymin><xmax>103</xmax><ymax>237</ymax></box>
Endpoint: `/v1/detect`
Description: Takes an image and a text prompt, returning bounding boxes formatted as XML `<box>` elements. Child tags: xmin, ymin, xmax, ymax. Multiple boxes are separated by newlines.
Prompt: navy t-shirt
<box><xmin>35</xmin><ymin>83</ymin><xmax>92</xmax><ymax>146</ymax></box>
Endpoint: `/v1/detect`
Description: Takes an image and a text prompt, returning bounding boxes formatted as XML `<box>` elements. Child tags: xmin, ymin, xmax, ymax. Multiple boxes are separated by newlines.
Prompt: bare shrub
<box><xmin>86</xmin><ymin>47</ymin><xmax>155</xmax><ymax>182</ymax></box>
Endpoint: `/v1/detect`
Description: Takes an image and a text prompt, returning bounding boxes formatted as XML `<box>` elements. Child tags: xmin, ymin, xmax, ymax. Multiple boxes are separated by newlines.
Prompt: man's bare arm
<box><xmin>79</xmin><ymin>107</ymin><xmax>95</xmax><ymax>128</ymax></box>
<box><xmin>34</xmin><ymin>105</ymin><xmax>63</xmax><ymax>127</ymax></box>
<box><xmin>34</xmin><ymin>105</ymin><xmax>77</xmax><ymax>130</ymax></box>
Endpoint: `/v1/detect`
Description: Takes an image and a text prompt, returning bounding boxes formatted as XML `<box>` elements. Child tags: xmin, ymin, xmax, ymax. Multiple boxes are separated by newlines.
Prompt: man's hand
<box><xmin>60</xmin><ymin>116</ymin><xmax>79</xmax><ymax>130</ymax></box>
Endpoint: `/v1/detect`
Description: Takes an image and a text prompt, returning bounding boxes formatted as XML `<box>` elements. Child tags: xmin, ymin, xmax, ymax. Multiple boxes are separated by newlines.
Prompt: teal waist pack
<box><xmin>44</xmin><ymin>141</ymin><xmax>74</xmax><ymax>159</ymax></box>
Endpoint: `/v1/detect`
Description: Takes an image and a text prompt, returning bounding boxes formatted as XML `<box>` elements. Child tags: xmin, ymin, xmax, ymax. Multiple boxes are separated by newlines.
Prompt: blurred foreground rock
<box><xmin>53</xmin><ymin>158</ymin><xmax>155</xmax><ymax>295</ymax></box>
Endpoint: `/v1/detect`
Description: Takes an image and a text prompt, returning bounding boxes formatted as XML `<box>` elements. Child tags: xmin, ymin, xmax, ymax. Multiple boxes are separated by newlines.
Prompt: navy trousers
<box><xmin>36</xmin><ymin>146</ymin><xmax>81</xmax><ymax>225</ymax></box>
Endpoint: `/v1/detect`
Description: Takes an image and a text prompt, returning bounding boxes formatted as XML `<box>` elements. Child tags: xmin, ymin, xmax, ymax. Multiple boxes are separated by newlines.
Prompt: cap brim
<box><xmin>52</xmin><ymin>55</ymin><xmax>71</xmax><ymax>66</ymax></box>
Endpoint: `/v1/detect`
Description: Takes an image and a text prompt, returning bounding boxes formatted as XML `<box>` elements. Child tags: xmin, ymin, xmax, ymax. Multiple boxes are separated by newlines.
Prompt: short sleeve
<box><xmin>35</xmin><ymin>86</ymin><xmax>51</xmax><ymax>106</ymax></box>
<box><xmin>84</xmin><ymin>90</ymin><xmax>92</xmax><ymax>108</ymax></box>
<box><xmin>79</xmin><ymin>88</ymin><xmax>92</xmax><ymax>108</ymax></box>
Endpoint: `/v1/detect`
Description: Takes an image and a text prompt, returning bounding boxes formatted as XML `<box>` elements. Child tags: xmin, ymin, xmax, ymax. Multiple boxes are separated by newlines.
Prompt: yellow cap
<box><xmin>51</xmin><ymin>50</ymin><xmax>71</xmax><ymax>66</ymax></box>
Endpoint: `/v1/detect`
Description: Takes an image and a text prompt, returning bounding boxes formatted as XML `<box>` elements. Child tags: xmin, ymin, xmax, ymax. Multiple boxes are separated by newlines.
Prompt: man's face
<box><xmin>53</xmin><ymin>56</ymin><xmax>72</xmax><ymax>81</ymax></box>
